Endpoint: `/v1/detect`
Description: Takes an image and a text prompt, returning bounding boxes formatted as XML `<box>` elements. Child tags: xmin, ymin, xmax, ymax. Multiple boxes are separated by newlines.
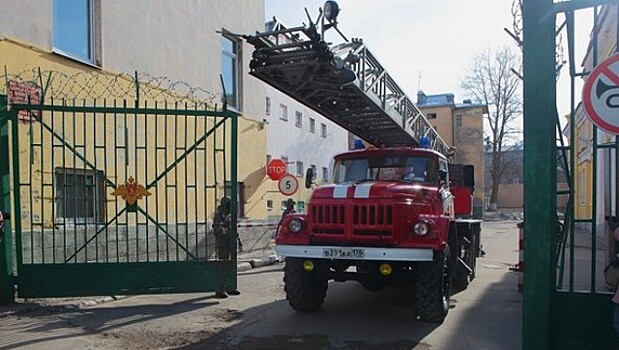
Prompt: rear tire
<box><xmin>415</xmin><ymin>247</ymin><xmax>451</xmax><ymax>323</ymax></box>
<box><xmin>284</xmin><ymin>257</ymin><xmax>328</xmax><ymax>312</ymax></box>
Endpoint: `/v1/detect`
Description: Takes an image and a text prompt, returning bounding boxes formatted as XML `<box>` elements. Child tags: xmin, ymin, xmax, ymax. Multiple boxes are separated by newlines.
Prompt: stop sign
<box><xmin>266</xmin><ymin>159</ymin><xmax>287</xmax><ymax>181</ymax></box>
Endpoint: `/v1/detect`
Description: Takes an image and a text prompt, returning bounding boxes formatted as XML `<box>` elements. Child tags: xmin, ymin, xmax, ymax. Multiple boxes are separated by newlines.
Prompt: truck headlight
<box><xmin>413</xmin><ymin>221</ymin><xmax>429</xmax><ymax>236</ymax></box>
<box><xmin>288</xmin><ymin>218</ymin><xmax>304</xmax><ymax>233</ymax></box>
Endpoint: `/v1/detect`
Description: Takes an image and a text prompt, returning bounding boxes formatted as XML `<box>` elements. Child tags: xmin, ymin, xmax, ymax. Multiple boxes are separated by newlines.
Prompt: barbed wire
<box><xmin>1</xmin><ymin>68</ymin><xmax>224</xmax><ymax>108</ymax></box>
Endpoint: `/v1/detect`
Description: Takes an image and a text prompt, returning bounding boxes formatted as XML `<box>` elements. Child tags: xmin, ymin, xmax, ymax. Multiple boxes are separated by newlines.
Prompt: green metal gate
<box><xmin>523</xmin><ymin>1</ymin><xmax>618</xmax><ymax>349</ymax></box>
<box><xmin>0</xmin><ymin>70</ymin><xmax>238</xmax><ymax>301</ymax></box>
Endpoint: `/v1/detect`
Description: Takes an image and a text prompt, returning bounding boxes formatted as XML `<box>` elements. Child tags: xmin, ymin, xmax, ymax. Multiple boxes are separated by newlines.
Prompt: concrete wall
<box><xmin>497</xmin><ymin>184</ymin><xmax>523</xmax><ymax>209</ymax></box>
<box><xmin>18</xmin><ymin>217</ymin><xmax>278</xmax><ymax>265</ymax></box>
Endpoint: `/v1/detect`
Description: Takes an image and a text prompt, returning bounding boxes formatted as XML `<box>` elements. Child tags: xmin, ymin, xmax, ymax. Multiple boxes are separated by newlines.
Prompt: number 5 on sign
<box><xmin>278</xmin><ymin>174</ymin><xmax>299</xmax><ymax>196</ymax></box>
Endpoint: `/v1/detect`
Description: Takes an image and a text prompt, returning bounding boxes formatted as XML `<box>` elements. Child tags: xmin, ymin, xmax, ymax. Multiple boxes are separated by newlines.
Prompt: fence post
<box><xmin>0</xmin><ymin>95</ymin><xmax>15</xmax><ymax>304</ymax></box>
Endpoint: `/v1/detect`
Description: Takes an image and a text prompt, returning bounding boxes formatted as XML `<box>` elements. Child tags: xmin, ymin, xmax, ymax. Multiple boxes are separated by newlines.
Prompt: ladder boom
<box><xmin>245</xmin><ymin>20</ymin><xmax>451</xmax><ymax>155</ymax></box>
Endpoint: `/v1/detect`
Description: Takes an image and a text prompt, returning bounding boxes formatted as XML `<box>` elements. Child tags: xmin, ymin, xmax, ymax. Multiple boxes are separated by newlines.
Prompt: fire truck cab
<box><xmin>276</xmin><ymin>145</ymin><xmax>481</xmax><ymax>323</ymax></box>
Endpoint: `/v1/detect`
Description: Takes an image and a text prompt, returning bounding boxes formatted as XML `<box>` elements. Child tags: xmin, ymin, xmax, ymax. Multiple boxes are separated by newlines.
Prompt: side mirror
<box><xmin>305</xmin><ymin>168</ymin><xmax>315</xmax><ymax>189</ymax></box>
<box><xmin>438</xmin><ymin>169</ymin><xmax>448</xmax><ymax>182</ymax></box>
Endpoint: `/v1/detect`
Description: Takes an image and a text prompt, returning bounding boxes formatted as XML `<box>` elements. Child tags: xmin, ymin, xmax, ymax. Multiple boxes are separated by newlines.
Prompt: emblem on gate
<box><xmin>111</xmin><ymin>177</ymin><xmax>151</xmax><ymax>205</ymax></box>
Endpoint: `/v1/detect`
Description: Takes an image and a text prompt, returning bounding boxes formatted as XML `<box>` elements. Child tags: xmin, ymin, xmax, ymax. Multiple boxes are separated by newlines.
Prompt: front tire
<box><xmin>283</xmin><ymin>258</ymin><xmax>328</xmax><ymax>312</ymax></box>
<box><xmin>414</xmin><ymin>247</ymin><xmax>451</xmax><ymax>323</ymax></box>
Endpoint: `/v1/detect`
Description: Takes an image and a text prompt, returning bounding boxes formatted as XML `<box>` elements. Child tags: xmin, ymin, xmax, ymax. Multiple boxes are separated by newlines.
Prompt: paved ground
<box><xmin>0</xmin><ymin>220</ymin><xmax>523</xmax><ymax>350</ymax></box>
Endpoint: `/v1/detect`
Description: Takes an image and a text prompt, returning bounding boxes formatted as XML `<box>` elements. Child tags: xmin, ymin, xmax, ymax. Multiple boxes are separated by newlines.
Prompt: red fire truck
<box><xmin>244</xmin><ymin>1</ymin><xmax>482</xmax><ymax>323</ymax></box>
<box><xmin>275</xmin><ymin>145</ymin><xmax>481</xmax><ymax>323</ymax></box>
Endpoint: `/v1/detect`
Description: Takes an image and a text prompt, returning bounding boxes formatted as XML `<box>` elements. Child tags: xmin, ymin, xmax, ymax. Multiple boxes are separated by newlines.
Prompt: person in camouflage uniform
<box><xmin>282</xmin><ymin>198</ymin><xmax>296</xmax><ymax>218</ymax></box>
<box><xmin>213</xmin><ymin>197</ymin><xmax>232</xmax><ymax>260</ymax></box>
<box><xmin>213</xmin><ymin>197</ymin><xmax>240</xmax><ymax>298</ymax></box>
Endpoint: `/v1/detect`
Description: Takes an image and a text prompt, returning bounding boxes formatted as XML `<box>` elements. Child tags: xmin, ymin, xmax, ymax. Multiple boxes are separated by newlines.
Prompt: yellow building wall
<box><xmin>419</xmin><ymin>103</ymin><xmax>485</xmax><ymax>216</ymax></box>
<box><xmin>423</xmin><ymin>106</ymin><xmax>455</xmax><ymax>145</ymax></box>
<box><xmin>574</xmin><ymin>118</ymin><xmax>593</xmax><ymax>220</ymax></box>
<box><xmin>0</xmin><ymin>38</ymin><xmax>269</xmax><ymax>228</ymax></box>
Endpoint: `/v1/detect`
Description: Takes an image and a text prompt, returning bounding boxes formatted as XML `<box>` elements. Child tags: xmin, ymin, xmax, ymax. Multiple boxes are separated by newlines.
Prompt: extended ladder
<box><xmin>244</xmin><ymin>19</ymin><xmax>452</xmax><ymax>156</ymax></box>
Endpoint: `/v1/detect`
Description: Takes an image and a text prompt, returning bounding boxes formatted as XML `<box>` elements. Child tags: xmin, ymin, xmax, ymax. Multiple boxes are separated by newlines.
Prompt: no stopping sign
<box><xmin>582</xmin><ymin>53</ymin><xmax>619</xmax><ymax>134</ymax></box>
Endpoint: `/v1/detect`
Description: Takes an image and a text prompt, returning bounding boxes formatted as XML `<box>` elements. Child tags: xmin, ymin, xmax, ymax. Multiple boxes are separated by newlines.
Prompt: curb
<box><xmin>249</xmin><ymin>254</ymin><xmax>279</xmax><ymax>268</ymax></box>
<box><xmin>239</xmin><ymin>253</ymin><xmax>280</xmax><ymax>270</ymax></box>
<box><xmin>237</xmin><ymin>262</ymin><xmax>253</xmax><ymax>271</ymax></box>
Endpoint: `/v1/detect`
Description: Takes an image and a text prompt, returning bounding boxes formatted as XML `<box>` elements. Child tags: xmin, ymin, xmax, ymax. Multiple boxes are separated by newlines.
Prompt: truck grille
<box><xmin>310</xmin><ymin>203</ymin><xmax>393</xmax><ymax>237</ymax></box>
<box><xmin>312</xmin><ymin>204</ymin><xmax>346</xmax><ymax>224</ymax></box>
<box><xmin>353</xmin><ymin>204</ymin><xmax>393</xmax><ymax>226</ymax></box>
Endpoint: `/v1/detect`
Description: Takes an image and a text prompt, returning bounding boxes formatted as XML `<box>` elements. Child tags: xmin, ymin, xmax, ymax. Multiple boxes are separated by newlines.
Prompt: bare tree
<box><xmin>461</xmin><ymin>46</ymin><xmax>522</xmax><ymax>211</ymax></box>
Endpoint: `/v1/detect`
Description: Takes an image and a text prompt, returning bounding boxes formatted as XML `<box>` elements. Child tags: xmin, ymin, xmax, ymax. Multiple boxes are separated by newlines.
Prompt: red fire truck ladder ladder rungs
<box><xmin>245</xmin><ymin>19</ymin><xmax>451</xmax><ymax>155</ymax></box>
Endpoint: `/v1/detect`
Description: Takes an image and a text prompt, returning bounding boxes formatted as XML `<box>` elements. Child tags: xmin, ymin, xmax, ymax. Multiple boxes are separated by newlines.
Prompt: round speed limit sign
<box><xmin>278</xmin><ymin>174</ymin><xmax>299</xmax><ymax>196</ymax></box>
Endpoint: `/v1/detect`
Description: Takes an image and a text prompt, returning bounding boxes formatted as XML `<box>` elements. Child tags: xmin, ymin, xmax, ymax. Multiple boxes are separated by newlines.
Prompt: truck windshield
<box><xmin>333</xmin><ymin>155</ymin><xmax>438</xmax><ymax>184</ymax></box>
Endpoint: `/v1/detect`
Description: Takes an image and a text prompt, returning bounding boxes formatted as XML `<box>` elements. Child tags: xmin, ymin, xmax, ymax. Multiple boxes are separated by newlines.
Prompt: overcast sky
<box><xmin>264</xmin><ymin>1</ymin><xmax>596</xmax><ymax>133</ymax></box>
<box><xmin>265</xmin><ymin>0</ymin><xmax>516</xmax><ymax>101</ymax></box>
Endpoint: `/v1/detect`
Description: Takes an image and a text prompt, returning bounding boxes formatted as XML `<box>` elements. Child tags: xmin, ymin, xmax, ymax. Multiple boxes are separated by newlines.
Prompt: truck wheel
<box><xmin>283</xmin><ymin>257</ymin><xmax>328</xmax><ymax>312</ymax></box>
<box><xmin>415</xmin><ymin>247</ymin><xmax>451</xmax><ymax>323</ymax></box>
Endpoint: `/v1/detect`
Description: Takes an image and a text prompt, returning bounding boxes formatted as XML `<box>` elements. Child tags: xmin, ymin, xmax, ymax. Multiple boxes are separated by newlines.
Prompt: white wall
<box><xmin>0</xmin><ymin>0</ymin><xmax>266</xmax><ymax>119</ymax></box>
<box><xmin>0</xmin><ymin>1</ymin><xmax>53</xmax><ymax>48</ymax></box>
<box><xmin>264</xmin><ymin>84</ymin><xmax>348</xmax><ymax>181</ymax></box>
<box><xmin>101</xmin><ymin>0</ymin><xmax>265</xmax><ymax>118</ymax></box>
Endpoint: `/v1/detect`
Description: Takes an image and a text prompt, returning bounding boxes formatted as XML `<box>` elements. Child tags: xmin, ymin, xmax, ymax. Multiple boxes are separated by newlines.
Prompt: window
<box><xmin>221</xmin><ymin>35</ymin><xmax>240</xmax><ymax>109</ymax></box>
<box><xmin>280</xmin><ymin>104</ymin><xmax>288</xmax><ymax>121</ymax></box>
<box><xmin>265</xmin><ymin>97</ymin><xmax>271</xmax><ymax>115</ymax></box>
<box><xmin>311</xmin><ymin>164</ymin><xmax>317</xmax><ymax>181</ymax></box>
<box><xmin>322</xmin><ymin>167</ymin><xmax>329</xmax><ymax>181</ymax></box>
<box><xmin>281</xmin><ymin>156</ymin><xmax>289</xmax><ymax>173</ymax></box>
<box><xmin>267</xmin><ymin>200</ymin><xmax>274</xmax><ymax>211</ymax></box>
<box><xmin>321</xmin><ymin>123</ymin><xmax>327</xmax><ymax>138</ymax></box>
<box><xmin>296</xmin><ymin>161</ymin><xmax>304</xmax><ymax>177</ymax></box>
<box><xmin>55</xmin><ymin>168</ymin><xmax>105</xmax><ymax>223</ymax></box>
<box><xmin>439</xmin><ymin>159</ymin><xmax>449</xmax><ymax>185</ymax></box>
<box><xmin>309</xmin><ymin>118</ymin><xmax>316</xmax><ymax>133</ymax></box>
<box><xmin>427</xmin><ymin>113</ymin><xmax>437</xmax><ymax>119</ymax></box>
<box><xmin>295</xmin><ymin>111</ymin><xmax>303</xmax><ymax>128</ymax></box>
<box><xmin>332</xmin><ymin>156</ymin><xmax>439</xmax><ymax>184</ymax></box>
<box><xmin>52</xmin><ymin>0</ymin><xmax>99</xmax><ymax>65</ymax></box>
<box><xmin>456</xmin><ymin>115</ymin><xmax>462</xmax><ymax>127</ymax></box>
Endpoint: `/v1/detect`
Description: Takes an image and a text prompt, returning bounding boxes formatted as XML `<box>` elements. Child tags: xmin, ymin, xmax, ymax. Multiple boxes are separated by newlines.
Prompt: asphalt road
<box><xmin>0</xmin><ymin>220</ymin><xmax>522</xmax><ymax>350</ymax></box>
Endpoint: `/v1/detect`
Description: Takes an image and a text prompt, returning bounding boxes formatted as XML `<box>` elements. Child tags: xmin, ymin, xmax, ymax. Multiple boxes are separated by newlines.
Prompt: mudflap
<box><xmin>452</xmin><ymin>220</ymin><xmax>481</xmax><ymax>291</ymax></box>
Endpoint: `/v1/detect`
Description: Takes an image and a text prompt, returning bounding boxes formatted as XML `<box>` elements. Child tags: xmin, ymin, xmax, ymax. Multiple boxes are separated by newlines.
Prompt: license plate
<box><xmin>322</xmin><ymin>248</ymin><xmax>365</xmax><ymax>259</ymax></box>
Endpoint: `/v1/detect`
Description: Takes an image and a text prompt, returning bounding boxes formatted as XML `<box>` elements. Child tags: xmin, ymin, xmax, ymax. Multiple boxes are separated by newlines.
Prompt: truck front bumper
<box><xmin>276</xmin><ymin>244</ymin><xmax>434</xmax><ymax>262</ymax></box>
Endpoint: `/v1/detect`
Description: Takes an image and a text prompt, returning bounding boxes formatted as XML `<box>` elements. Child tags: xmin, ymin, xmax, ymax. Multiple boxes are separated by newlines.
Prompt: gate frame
<box><xmin>0</xmin><ymin>95</ymin><xmax>14</xmax><ymax>304</ymax></box>
<box><xmin>0</xmin><ymin>93</ymin><xmax>239</xmax><ymax>302</ymax></box>
<box><xmin>523</xmin><ymin>1</ymin><xmax>619</xmax><ymax>349</ymax></box>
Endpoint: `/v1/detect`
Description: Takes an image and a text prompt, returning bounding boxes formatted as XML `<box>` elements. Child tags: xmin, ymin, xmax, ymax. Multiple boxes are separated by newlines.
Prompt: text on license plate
<box><xmin>323</xmin><ymin>248</ymin><xmax>365</xmax><ymax>259</ymax></box>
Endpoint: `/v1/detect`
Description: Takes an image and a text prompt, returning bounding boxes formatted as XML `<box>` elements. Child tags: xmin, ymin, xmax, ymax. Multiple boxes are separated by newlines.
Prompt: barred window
<box><xmin>55</xmin><ymin>168</ymin><xmax>105</xmax><ymax>223</ymax></box>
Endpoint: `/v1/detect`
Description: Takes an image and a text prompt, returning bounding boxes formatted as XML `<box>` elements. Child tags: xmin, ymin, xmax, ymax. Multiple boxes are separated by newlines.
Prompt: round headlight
<box><xmin>288</xmin><ymin>218</ymin><xmax>304</xmax><ymax>233</ymax></box>
<box><xmin>413</xmin><ymin>221</ymin><xmax>429</xmax><ymax>236</ymax></box>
